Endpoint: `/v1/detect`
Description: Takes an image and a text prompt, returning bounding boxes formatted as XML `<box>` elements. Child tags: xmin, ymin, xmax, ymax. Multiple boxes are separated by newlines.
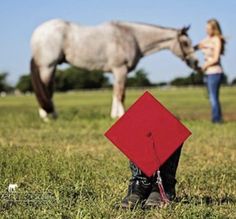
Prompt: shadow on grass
<box><xmin>176</xmin><ymin>194</ymin><xmax>236</xmax><ymax>205</ymax></box>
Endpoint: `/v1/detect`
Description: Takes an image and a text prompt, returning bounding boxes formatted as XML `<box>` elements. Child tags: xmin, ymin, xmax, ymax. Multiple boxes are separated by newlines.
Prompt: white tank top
<box><xmin>201</xmin><ymin>37</ymin><xmax>223</xmax><ymax>74</ymax></box>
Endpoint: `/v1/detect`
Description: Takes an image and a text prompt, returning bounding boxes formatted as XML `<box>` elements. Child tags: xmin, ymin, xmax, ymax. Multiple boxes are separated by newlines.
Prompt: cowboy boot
<box><xmin>144</xmin><ymin>145</ymin><xmax>182</xmax><ymax>208</ymax></box>
<box><xmin>121</xmin><ymin>162</ymin><xmax>152</xmax><ymax>209</ymax></box>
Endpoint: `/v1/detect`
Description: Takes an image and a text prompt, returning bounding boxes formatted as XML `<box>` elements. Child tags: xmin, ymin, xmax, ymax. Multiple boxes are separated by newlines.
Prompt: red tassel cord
<box><xmin>149</xmin><ymin>132</ymin><xmax>170</xmax><ymax>204</ymax></box>
<box><xmin>156</xmin><ymin>170</ymin><xmax>169</xmax><ymax>204</ymax></box>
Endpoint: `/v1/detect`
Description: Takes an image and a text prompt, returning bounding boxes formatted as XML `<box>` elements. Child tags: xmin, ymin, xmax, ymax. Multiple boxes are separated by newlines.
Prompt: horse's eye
<box><xmin>183</xmin><ymin>42</ymin><xmax>189</xmax><ymax>47</ymax></box>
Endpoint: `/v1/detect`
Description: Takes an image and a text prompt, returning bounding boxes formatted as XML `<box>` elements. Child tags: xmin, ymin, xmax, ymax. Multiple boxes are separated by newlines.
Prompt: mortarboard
<box><xmin>104</xmin><ymin>91</ymin><xmax>191</xmax><ymax>177</ymax></box>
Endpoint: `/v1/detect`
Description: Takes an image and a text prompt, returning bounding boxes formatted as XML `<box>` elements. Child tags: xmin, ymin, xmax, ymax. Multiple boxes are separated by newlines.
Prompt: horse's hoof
<box><xmin>38</xmin><ymin>108</ymin><xmax>57</xmax><ymax>122</ymax></box>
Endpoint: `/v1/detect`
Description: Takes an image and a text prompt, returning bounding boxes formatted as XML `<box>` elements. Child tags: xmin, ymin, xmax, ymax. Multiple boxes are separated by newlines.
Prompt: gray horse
<box><xmin>30</xmin><ymin>19</ymin><xmax>199</xmax><ymax>121</ymax></box>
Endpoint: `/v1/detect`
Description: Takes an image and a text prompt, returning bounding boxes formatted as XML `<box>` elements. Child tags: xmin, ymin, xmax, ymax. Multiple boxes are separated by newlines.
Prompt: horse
<box><xmin>30</xmin><ymin>19</ymin><xmax>199</xmax><ymax>121</ymax></box>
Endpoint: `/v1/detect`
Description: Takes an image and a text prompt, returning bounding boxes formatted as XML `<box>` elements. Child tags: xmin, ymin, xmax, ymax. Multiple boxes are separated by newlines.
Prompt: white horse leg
<box><xmin>38</xmin><ymin>108</ymin><xmax>49</xmax><ymax>122</ymax></box>
<box><xmin>111</xmin><ymin>66</ymin><xmax>127</xmax><ymax>118</ymax></box>
<box><xmin>38</xmin><ymin>108</ymin><xmax>57</xmax><ymax>122</ymax></box>
<box><xmin>111</xmin><ymin>96</ymin><xmax>118</xmax><ymax>118</ymax></box>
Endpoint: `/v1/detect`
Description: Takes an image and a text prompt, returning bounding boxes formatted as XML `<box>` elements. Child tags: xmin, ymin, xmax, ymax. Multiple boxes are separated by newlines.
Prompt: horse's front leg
<box><xmin>111</xmin><ymin>66</ymin><xmax>127</xmax><ymax>119</ymax></box>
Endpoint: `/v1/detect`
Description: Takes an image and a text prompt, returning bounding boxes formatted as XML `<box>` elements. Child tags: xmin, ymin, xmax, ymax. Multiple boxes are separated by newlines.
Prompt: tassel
<box><xmin>149</xmin><ymin>134</ymin><xmax>170</xmax><ymax>204</ymax></box>
<box><xmin>156</xmin><ymin>170</ymin><xmax>169</xmax><ymax>204</ymax></box>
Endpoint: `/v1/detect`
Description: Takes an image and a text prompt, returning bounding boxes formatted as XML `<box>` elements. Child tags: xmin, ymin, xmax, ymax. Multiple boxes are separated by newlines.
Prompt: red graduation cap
<box><xmin>105</xmin><ymin>91</ymin><xmax>191</xmax><ymax>177</ymax></box>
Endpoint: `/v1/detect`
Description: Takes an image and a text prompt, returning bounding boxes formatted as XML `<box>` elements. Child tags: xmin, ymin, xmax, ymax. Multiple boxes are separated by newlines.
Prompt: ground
<box><xmin>0</xmin><ymin>87</ymin><xmax>235</xmax><ymax>219</ymax></box>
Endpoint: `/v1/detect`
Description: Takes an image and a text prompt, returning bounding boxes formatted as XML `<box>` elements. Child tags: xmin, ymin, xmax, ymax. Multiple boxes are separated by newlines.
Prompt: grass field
<box><xmin>0</xmin><ymin>87</ymin><xmax>235</xmax><ymax>219</ymax></box>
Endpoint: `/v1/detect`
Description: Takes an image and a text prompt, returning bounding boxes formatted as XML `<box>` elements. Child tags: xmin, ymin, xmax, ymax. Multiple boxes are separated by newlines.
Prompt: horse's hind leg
<box><xmin>31</xmin><ymin>59</ymin><xmax>57</xmax><ymax>121</ymax></box>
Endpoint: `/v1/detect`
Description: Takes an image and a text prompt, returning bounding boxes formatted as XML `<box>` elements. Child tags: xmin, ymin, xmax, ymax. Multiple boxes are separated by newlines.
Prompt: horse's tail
<box><xmin>31</xmin><ymin>58</ymin><xmax>54</xmax><ymax>113</ymax></box>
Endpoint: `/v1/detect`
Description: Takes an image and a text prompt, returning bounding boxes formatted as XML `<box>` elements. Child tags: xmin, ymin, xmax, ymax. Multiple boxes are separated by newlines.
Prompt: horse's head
<box><xmin>171</xmin><ymin>26</ymin><xmax>199</xmax><ymax>70</ymax></box>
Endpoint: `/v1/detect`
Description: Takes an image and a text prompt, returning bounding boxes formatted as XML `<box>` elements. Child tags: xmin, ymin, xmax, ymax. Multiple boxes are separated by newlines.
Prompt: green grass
<box><xmin>0</xmin><ymin>87</ymin><xmax>235</xmax><ymax>218</ymax></box>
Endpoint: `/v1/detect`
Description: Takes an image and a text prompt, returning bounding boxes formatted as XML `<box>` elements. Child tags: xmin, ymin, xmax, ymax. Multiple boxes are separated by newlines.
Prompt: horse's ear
<box><xmin>182</xmin><ymin>25</ymin><xmax>191</xmax><ymax>34</ymax></box>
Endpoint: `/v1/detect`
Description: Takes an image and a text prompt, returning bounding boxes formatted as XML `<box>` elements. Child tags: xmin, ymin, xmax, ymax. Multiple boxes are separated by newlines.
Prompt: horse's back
<box><xmin>31</xmin><ymin>19</ymin><xmax>138</xmax><ymax>70</ymax></box>
<box><xmin>31</xmin><ymin>19</ymin><xmax>106</xmax><ymax>53</ymax></box>
<box><xmin>67</xmin><ymin>21</ymin><xmax>139</xmax><ymax>71</ymax></box>
<box><xmin>31</xmin><ymin>19</ymin><xmax>71</xmax><ymax>64</ymax></box>
<box><xmin>31</xmin><ymin>19</ymin><xmax>69</xmax><ymax>40</ymax></box>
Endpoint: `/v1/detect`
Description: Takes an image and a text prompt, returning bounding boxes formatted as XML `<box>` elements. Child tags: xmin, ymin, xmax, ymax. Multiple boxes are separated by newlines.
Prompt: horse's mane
<box><xmin>112</xmin><ymin>21</ymin><xmax>178</xmax><ymax>32</ymax></box>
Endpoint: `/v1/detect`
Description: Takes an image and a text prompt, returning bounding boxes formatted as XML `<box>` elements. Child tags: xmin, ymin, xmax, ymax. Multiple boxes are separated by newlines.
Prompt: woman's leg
<box><xmin>206</xmin><ymin>74</ymin><xmax>223</xmax><ymax>123</ymax></box>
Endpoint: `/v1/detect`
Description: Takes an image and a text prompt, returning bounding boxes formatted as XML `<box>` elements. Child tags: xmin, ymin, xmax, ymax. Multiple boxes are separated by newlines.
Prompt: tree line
<box><xmin>0</xmin><ymin>67</ymin><xmax>235</xmax><ymax>93</ymax></box>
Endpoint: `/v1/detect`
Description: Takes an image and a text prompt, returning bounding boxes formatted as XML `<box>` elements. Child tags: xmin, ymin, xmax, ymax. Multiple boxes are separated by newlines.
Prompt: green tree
<box><xmin>126</xmin><ymin>69</ymin><xmax>152</xmax><ymax>87</ymax></box>
<box><xmin>55</xmin><ymin>66</ymin><xmax>109</xmax><ymax>91</ymax></box>
<box><xmin>171</xmin><ymin>72</ymin><xmax>228</xmax><ymax>86</ymax></box>
<box><xmin>171</xmin><ymin>72</ymin><xmax>204</xmax><ymax>86</ymax></box>
<box><xmin>221</xmin><ymin>73</ymin><xmax>228</xmax><ymax>85</ymax></box>
<box><xmin>15</xmin><ymin>67</ymin><xmax>110</xmax><ymax>93</ymax></box>
<box><xmin>16</xmin><ymin>74</ymin><xmax>33</xmax><ymax>93</ymax></box>
<box><xmin>232</xmin><ymin>78</ymin><xmax>236</xmax><ymax>85</ymax></box>
<box><xmin>0</xmin><ymin>72</ymin><xmax>12</xmax><ymax>92</ymax></box>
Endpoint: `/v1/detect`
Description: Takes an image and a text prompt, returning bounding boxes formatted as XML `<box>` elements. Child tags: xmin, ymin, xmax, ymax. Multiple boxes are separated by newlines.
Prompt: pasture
<box><xmin>0</xmin><ymin>87</ymin><xmax>235</xmax><ymax>218</ymax></box>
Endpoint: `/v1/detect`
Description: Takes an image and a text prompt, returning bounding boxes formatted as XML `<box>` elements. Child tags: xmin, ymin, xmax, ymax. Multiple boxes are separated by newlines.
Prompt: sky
<box><xmin>0</xmin><ymin>0</ymin><xmax>235</xmax><ymax>85</ymax></box>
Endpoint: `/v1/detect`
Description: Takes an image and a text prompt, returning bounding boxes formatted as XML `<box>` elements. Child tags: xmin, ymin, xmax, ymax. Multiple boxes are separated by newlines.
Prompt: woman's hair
<box><xmin>207</xmin><ymin>18</ymin><xmax>226</xmax><ymax>55</ymax></box>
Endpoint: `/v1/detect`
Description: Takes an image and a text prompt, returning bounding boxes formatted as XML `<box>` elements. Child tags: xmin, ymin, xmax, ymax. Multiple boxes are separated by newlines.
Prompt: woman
<box><xmin>195</xmin><ymin>19</ymin><xmax>226</xmax><ymax>123</ymax></box>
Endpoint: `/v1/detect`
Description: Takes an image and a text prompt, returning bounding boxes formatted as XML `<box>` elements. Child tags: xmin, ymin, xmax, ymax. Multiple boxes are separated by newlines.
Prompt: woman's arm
<box><xmin>194</xmin><ymin>39</ymin><xmax>206</xmax><ymax>51</ymax></box>
<box><xmin>202</xmin><ymin>37</ymin><xmax>222</xmax><ymax>71</ymax></box>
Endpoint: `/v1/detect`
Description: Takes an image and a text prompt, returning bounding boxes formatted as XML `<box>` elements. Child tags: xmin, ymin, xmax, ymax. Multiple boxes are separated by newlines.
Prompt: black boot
<box><xmin>144</xmin><ymin>146</ymin><xmax>182</xmax><ymax>208</ymax></box>
<box><xmin>121</xmin><ymin>162</ymin><xmax>152</xmax><ymax>209</ymax></box>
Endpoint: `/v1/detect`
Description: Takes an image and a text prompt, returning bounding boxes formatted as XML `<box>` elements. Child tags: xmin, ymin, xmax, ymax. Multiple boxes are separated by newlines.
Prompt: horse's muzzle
<box><xmin>186</xmin><ymin>59</ymin><xmax>199</xmax><ymax>71</ymax></box>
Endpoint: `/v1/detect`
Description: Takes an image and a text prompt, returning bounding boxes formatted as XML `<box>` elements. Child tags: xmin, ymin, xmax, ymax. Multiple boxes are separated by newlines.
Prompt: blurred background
<box><xmin>0</xmin><ymin>0</ymin><xmax>235</xmax><ymax>92</ymax></box>
<box><xmin>0</xmin><ymin>2</ymin><xmax>235</xmax><ymax>218</ymax></box>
